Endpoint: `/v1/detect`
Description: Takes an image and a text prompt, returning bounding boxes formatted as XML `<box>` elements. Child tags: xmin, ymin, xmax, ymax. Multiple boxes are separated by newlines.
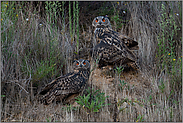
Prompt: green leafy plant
<box><xmin>69</xmin><ymin>1</ymin><xmax>72</xmax><ymax>39</ymax></box>
<box><xmin>75</xmin><ymin>87</ymin><xmax>110</xmax><ymax>114</ymax></box>
<box><xmin>76</xmin><ymin>1</ymin><xmax>79</xmax><ymax>53</ymax></box>
<box><xmin>119</xmin><ymin>79</ymin><xmax>127</xmax><ymax>92</ymax></box>
<box><xmin>156</xmin><ymin>3</ymin><xmax>181</xmax><ymax>74</ymax></box>
<box><xmin>136</xmin><ymin>114</ymin><xmax>145</xmax><ymax>122</ymax></box>
<box><xmin>158</xmin><ymin>80</ymin><xmax>165</xmax><ymax>93</ymax></box>
<box><xmin>114</xmin><ymin>66</ymin><xmax>124</xmax><ymax>75</ymax></box>
<box><xmin>118</xmin><ymin>97</ymin><xmax>143</xmax><ymax>112</ymax></box>
<box><xmin>156</xmin><ymin>3</ymin><xmax>182</xmax><ymax>102</ymax></box>
<box><xmin>111</xmin><ymin>14</ymin><xmax>123</xmax><ymax>30</ymax></box>
<box><xmin>46</xmin><ymin>117</ymin><xmax>51</xmax><ymax>122</ymax></box>
<box><xmin>61</xmin><ymin>104</ymin><xmax>79</xmax><ymax>113</ymax></box>
<box><xmin>1</xmin><ymin>95</ymin><xmax>6</xmax><ymax>98</ymax></box>
<box><xmin>45</xmin><ymin>1</ymin><xmax>60</xmax><ymax>26</ymax></box>
<box><xmin>68</xmin><ymin>1</ymin><xmax>80</xmax><ymax>54</ymax></box>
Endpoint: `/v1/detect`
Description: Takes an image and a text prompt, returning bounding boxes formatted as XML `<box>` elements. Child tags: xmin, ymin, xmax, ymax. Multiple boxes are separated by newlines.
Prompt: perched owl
<box><xmin>39</xmin><ymin>59</ymin><xmax>90</xmax><ymax>105</ymax></box>
<box><xmin>92</xmin><ymin>16</ymin><xmax>139</xmax><ymax>70</ymax></box>
<box><xmin>92</xmin><ymin>16</ymin><xmax>139</xmax><ymax>51</ymax></box>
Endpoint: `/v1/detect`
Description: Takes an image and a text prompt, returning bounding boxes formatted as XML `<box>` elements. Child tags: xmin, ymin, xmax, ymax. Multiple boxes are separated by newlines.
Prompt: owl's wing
<box><xmin>100</xmin><ymin>36</ymin><xmax>137</xmax><ymax>62</ymax></box>
<box><xmin>117</xmin><ymin>33</ymin><xmax>139</xmax><ymax>51</ymax></box>
<box><xmin>104</xmin><ymin>27</ymin><xmax>139</xmax><ymax>50</ymax></box>
<box><xmin>39</xmin><ymin>72</ymin><xmax>86</xmax><ymax>104</ymax></box>
<box><xmin>39</xmin><ymin>74</ymin><xmax>69</xmax><ymax>95</ymax></box>
<box><xmin>94</xmin><ymin>28</ymin><xmax>138</xmax><ymax>63</ymax></box>
<box><xmin>121</xmin><ymin>45</ymin><xmax>137</xmax><ymax>62</ymax></box>
<box><xmin>40</xmin><ymin>72</ymin><xmax>84</xmax><ymax>95</ymax></box>
<box><xmin>57</xmin><ymin>73</ymin><xmax>87</xmax><ymax>95</ymax></box>
<box><xmin>39</xmin><ymin>79</ymin><xmax>58</xmax><ymax>95</ymax></box>
<box><xmin>95</xmin><ymin>41</ymin><xmax>137</xmax><ymax>63</ymax></box>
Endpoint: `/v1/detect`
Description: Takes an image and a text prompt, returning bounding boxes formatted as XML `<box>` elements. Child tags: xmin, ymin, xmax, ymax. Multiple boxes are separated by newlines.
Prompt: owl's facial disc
<box><xmin>76</xmin><ymin>59</ymin><xmax>84</xmax><ymax>67</ymax></box>
<box><xmin>73</xmin><ymin>59</ymin><xmax>90</xmax><ymax>71</ymax></box>
<box><xmin>94</xmin><ymin>16</ymin><xmax>109</xmax><ymax>28</ymax></box>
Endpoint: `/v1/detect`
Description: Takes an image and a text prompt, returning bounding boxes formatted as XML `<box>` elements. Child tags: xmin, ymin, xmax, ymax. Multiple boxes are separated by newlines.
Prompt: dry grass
<box><xmin>1</xmin><ymin>1</ymin><xmax>182</xmax><ymax>122</ymax></box>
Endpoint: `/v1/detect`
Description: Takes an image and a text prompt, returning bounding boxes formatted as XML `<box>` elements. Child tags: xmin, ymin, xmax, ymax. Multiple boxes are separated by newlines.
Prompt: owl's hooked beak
<box><xmin>99</xmin><ymin>21</ymin><xmax>102</xmax><ymax>25</ymax></box>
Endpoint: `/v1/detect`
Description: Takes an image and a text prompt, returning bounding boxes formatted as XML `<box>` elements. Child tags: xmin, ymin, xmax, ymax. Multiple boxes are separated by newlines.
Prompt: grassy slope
<box><xmin>1</xmin><ymin>1</ymin><xmax>182</xmax><ymax>122</ymax></box>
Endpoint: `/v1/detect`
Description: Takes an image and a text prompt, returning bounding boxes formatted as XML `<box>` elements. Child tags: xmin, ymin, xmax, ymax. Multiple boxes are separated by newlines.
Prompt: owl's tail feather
<box><xmin>125</xmin><ymin>49</ymin><xmax>137</xmax><ymax>62</ymax></box>
<box><xmin>128</xmin><ymin>61</ymin><xmax>140</xmax><ymax>71</ymax></box>
<box><xmin>40</xmin><ymin>92</ymin><xmax>55</xmax><ymax>105</ymax></box>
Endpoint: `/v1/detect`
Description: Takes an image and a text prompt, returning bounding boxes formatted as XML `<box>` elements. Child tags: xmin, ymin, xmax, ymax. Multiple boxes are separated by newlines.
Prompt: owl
<box><xmin>39</xmin><ymin>59</ymin><xmax>90</xmax><ymax>105</ymax></box>
<box><xmin>92</xmin><ymin>16</ymin><xmax>139</xmax><ymax>70</ymax></box>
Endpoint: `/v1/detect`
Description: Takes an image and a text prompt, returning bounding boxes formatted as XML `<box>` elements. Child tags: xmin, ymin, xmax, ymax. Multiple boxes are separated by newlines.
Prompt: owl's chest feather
<box><xmin>55</xmin><ymin>70</ymin><xmax>90</xmax><ymax>92</ymax></box>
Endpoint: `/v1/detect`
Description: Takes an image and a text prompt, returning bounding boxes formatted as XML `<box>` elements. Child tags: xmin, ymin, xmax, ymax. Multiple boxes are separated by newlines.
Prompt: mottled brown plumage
<box><xmin>92</xmin><ymin>16</ymin><xmax>139</xmax><ymax>70</ymax></box>
<box><xmin>39</xmin><ymin>59</ymin><xmax>90</xmax><ymax>105</ymax></box>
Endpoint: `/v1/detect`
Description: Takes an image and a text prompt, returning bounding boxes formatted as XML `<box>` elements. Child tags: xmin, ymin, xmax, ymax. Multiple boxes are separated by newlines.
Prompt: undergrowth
<box><xmin>156</xmin><ymin>3</ymin><xmax>182</xmax><ymax>105</ymax></box>
<box><xmin>75</xmin><ymin>87</ymin><xmax>110</xmax><ymax>114</ymax></box>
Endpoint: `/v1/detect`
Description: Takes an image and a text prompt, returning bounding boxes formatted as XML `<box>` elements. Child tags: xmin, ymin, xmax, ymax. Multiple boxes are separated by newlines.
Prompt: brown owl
<box><xmin>92</xmin><ymin>16</ymin><xmax>139</xmax><ymax>70</ymax></box>
<box><xmin>39</xmin><ymin>59</ymin><xmax>90</xmax><ymax>105</ymax></box>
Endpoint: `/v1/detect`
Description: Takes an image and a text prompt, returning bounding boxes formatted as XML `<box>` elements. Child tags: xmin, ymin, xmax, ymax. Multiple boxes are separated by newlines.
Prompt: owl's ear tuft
<box><xmin>73</xmin><ymin>60</ymin><xmax>78</xmax><ymax>63</ymax></box>
<box><xmin>105</xmin><ymin>16</ymin><xmax>110</xmax><ymax>21</ymax></box>
<box><xmin>85</xmin><ymin>60</ymin><xmax>90</xmax><ymax>63</ymax></box>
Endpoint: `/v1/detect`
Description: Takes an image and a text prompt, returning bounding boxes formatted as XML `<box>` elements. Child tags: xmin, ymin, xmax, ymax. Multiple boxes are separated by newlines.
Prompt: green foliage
<box><xmin>158</xmin><ymin>80</ymin><xmax>165</xmax><ymax>93</ymax></box>
<box><xmin>69</xmin><ymin>1</ymin><xmax>72</xmax><ymax>37</ymax></box>
<box><xmin>68</xmin><ymin>1</ymin><xmax>80</xmax><ymax>53</ymax></box>
<box><xmin>32</xmin><ymin>60</ymin><xmax>56</xmax><ymax>81</ymax></box>
<box><xmin>114</xmin><ymin>66</ymin><xmax>124</xmax><ymax>75</ymax></box>
<box><xmin>136</xmin><ymin>114</ymin><xmax>145</xmax><ymax>122</ymax></box>
<box><xmin>111</xmin><ymin>14</ymin><xmax>123</xmax><ymax>30</ymax></box>
<box><xmin>148</xmin><ymin>95</ymin><xmax>152</xmax><ymax>101</ymax></box>
<box><xmin>110</xmin><ymin>2</ymin><xmax>129</xmax><ymax>30</ymax></box>
<box><xmin>76</xmin><ymin>1</ymin><xmax>80</xmax><ymax>53</ymax></box>
<box><xmin>118</xmin><ymin>79</ymin><xmax>131</xmax><ymax>92</ymax></box>
<box><xmin>100</xmin><ymin>2</ymin><xmax>114</xmax><ymax>16</ymax></box>
<box><xmin>1</xmin><ymin>95</ymin><xmax>6</xmax><ymax>98</ymax></box>
<box><xmin>73</xmin><ymin>1</ymin><xmax>76</xmax><ymax>39</ymax></box>
<box><xmin>157</xmin><ymin>3</ymin><xmax>181</xmax><ymax>73</ymax></box>
<box><xmin>61</xmin><ymin>1</ymin><xmax>65</xmax><ymax>23</ymax></box>
<box><xmin>1</xmin><ymin>1</ymin><xmax>65</xmax><ymax>85</ymax></box>
<box><xmin>1</xmin><ymin>2</ymin><xmax>17</xmax><ymax>34</ymax></box>
<box><xmin>45</xmin><ymin>1</ymin><xmax>61</xmax><ymax>26</ymax></box>
<box><xmin>156</xmin><ymin>3</ymin><xmax>182</xmax><ymax>101</ymax></box>
<box><xmin>46</xmin><ymin>117</ymin><xmax>51</xmax><ymax>122</ymax></box>
<box><xmin>117</xmin><ymin>97</ymin><xmax>144</xmax><ymax>112</ymax></box>
<box><xmin>61</xmin><ymin>104</ymin><xmax>79</xmax><ymax>113</ymax></box>
<box><xmin>75</xmin><ymin>87</ymin><xmax>110</xmax><ymax>114</ymax></box>
<box><xmin>169</xmin><ymin>107</ymin><xmax>173</xmax><ymax>121</ymax></box>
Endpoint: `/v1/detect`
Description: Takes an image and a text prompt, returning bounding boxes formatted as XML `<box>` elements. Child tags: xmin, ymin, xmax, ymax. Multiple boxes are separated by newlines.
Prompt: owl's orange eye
<box><xmin>95</xmin><ymin>19</ymin><xmax>98</xmax><ymax>22</ymax></box>
<box><xmin>102</xmin><ymin>18</ymin><xmax>105</xmax><ymax>22</ymax></box>
<box><xmin>76</xmin><ymin>63</ymin><xmax>79</xmax><ymax>66</ymax></box>
<box><xmin>83</xmin><ymin>62</ymin><xmax>86</xmax><ymax>65</ymax></box>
